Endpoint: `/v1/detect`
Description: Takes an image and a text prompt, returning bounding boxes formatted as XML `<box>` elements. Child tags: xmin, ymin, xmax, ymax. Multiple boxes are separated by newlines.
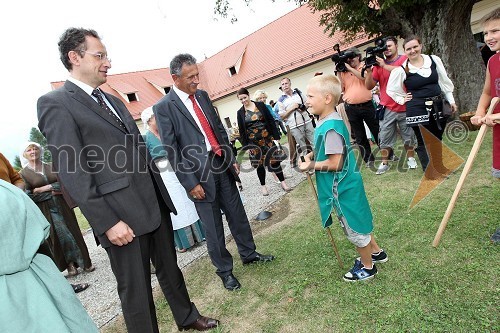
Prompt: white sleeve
<box><xmin>431</xmin><ymin>55</ymin><xmax>455</xmax><ymax>104</ymax></box>
<box><xmin>387</xmin><ymin>67</ymin><xmax>408</xmax><ymax>105</ymax></box>
<box><xmin>278</xmin><ymin>101</ymin><xmax>286</xmax><ymax>116</ymax></box>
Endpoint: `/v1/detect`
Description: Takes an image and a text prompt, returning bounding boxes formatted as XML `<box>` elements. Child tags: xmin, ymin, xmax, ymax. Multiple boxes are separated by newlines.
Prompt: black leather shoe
<box><xmin>71</xmin><ymin>283</ymin><xmax>90</xmax><ymax>293</ymax></box>
<box><xmin>242</xmin><ymin>253</ymin><xmax>275</xmax><ymax>265</ymax></box>
<box><xmin>178</xmin><ymin>316</ymin><xmax>219</xmax><ymax>331</ymax></box>
<box><xmin>221</xmin><ymin>273</ymin><xmax>241</xmax><ymax>290</ymax></box>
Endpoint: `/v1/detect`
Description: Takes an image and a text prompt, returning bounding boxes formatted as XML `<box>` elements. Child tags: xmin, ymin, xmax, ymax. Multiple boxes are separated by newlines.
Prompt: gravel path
<box><xmin>67</xmin><ymin>159</ymin><xmax>307</xmax><ymax>329</ymax></box>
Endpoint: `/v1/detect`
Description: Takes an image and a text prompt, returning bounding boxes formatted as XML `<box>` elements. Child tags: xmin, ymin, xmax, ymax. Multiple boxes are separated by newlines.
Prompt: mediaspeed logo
<box><xmin>409</xmin><ymin>123</ymin><xmax>465</xmax><ymax>209</ymax></box>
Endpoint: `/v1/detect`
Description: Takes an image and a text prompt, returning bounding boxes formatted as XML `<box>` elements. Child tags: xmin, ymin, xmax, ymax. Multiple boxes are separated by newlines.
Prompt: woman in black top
<box><xmin>388</xmin><ymin>35</ymin><xmax>457</xmax><ymax>179</ymax></box>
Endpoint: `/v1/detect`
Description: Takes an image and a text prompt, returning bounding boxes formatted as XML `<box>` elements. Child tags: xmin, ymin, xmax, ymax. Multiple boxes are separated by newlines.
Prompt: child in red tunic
<box><xmin>472</xmin><ymin>7</ymin><xmax>500</xmax><ymax>178</ymax></box>
<box><xmin>471</xmin><ymin>7</ymin><xmax>500</xmax><ymax>242</ymax></box>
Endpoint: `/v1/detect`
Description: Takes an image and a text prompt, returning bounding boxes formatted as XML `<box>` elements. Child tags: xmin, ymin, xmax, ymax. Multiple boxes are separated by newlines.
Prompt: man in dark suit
<box><xmin>37</xmin><ymin>28</ymin><xmax>218</xmax><ymax>333</ymax></box>
<box><xmin>153</xmin><ymin>54</ymin><xmax>274</xmax><ymax>291</ymax></box>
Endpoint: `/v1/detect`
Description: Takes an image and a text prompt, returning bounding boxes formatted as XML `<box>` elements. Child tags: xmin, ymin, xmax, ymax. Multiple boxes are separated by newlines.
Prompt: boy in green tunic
<box><xmin>298</xmin><ymin>75</ymin><xmax>388</xmax><ymax>282</ymax></box>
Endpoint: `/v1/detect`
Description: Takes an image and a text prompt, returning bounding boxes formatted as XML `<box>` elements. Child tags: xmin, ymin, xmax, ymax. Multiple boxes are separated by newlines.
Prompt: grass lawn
<box><xmin>104</xmin><ymin>129</ymin><xmax>499</xmax><ymax>333</ymax></box>
<box><xmin>75</xmin><ymin>207</ymin><xmax>90</xmax><ymax>231</ymax></box>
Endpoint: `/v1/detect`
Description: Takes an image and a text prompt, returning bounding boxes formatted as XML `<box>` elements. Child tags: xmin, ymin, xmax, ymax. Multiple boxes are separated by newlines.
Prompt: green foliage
<box><xmin>213</xmin><ymin>0</ymin><xmax>431</xmax><ymax>40</ymax></box>
<box><xmin>75</xmin><ymin>208</ymin><xmax>91</xmax><ymax>231</ymax></box>
<box><xmin>12</xmin><ymin>155</ymin><xmax>22</xmax><ymax>171</ymax></box>
<box><xmin>214</xmin><ymin>0</ymin><xmax>259</xmax><ymax>23</ymax></box>
<box><xmin>29</xmin><ymin>127</ymin><xmax>46</xmax><ymax>146</ymax></box>
<box><xmin>308</xmin><ymin>0</ymin><xmax>436</xmax><ymax>42</ymax></box>
<box><xmin>28</xmin><ymin>127</ymin><xmax>51</xmax><ymax>163</ymax></box>
<box><xmin>213</xmin><ymin>0</ymin><xmax>470</xmax><ymax>44</ymax></box>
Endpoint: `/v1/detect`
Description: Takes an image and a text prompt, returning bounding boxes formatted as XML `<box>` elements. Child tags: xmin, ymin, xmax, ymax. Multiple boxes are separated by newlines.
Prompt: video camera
<box><xmin>364</xmin><ymin>37</ymin><xmax>388</xmax><ymax>67</ymax></box>
<box><xmin>292</xmin><ymin>88</ymin><xmax>308</xmax><ymax>112</ymax></box>
<box><xmin>361</xmin><ymin>37</ymin><xmax>388</xmax><ymax>77</ymax></box>
<box><xmin>331</xmin><ymin>44</ymin><xmax>356</xmax><ymax>73</ymax></box>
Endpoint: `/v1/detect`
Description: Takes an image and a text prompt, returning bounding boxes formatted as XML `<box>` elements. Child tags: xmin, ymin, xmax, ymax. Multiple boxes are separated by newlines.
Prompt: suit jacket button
<box><xmin>201</xmin><ymin>140</ymin><xmax>205</xmax><ymax>144</ymax></box>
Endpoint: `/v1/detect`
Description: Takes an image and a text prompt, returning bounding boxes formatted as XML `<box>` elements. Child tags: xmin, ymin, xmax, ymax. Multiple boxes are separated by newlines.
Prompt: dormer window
<box><xmin>127</xmin><ymin>93</ymin><xmax>137</xmax><ymax>102</ymax></box>
<box><xmin>226</xmin><ymin>46</ymin><xmax>246</xmax><ymax>77</ymax></box>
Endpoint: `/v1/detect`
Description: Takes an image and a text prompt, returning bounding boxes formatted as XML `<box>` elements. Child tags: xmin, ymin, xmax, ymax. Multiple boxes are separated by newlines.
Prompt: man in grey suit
<box><xmin>153</xmin><ymin>54</ymin><xmax>274</xmax><ymax>291</ymax></box>
<box><xmin>37</xmin><ymin>28</ymin><xmax>218</xmax><ymax>333</ymax></box>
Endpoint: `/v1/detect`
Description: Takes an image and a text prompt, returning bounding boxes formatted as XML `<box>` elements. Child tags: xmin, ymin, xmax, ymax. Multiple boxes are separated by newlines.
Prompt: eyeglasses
<box><xmin>81</xmin><ymin>51</ymin><xmax>111</xmax><ymax>63</ymax></box>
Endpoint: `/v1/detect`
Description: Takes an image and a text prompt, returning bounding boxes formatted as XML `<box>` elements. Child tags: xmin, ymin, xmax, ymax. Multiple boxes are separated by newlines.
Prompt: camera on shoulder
<box><xmin>364</xmin><ymin>37</ymin><xmax>388</xmax><ymax>68</ymax></box>
<box><xmin>361</xmin><ymin>37</ymin><xmax>388</xmax><ymax>77</ymax></box>
<box><xmin>330</xmin><ymin>44</ymin><xmax>357</xmax><ymax>73</ymax></box>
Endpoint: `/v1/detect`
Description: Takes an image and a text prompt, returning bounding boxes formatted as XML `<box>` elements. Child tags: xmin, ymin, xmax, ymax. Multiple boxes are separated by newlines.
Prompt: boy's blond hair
<box><xmin>308</xmin><ymin>74</ymin><xmax>342</xmax><ymax>105</ymax></box>
<box><xmin>481</xmin><ymin>7</ymin><xmax>500</xmax><ymax>25</ymax></box>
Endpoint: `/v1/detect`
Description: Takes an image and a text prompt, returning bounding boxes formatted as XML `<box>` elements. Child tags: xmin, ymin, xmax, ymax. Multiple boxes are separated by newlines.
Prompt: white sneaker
<box><xmin>376</xmin><ymin>163</ymin><xmax>390</xmax><ymax>175</ymax></box>
<box><xmin>407</xmin><ymin>157</ymin><xmax>418</xmax><ymax>169</ymax></box>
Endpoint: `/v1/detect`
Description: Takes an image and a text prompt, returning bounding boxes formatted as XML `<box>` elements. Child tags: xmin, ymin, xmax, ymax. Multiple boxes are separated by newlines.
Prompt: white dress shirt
<box><xmin>387</xmin><ymin>54</ymin><xmax>455</xmax><ymax>105</ymax></box>
<box><xmin>277</xmin><ymin>90</ymin><xmax>311</xmax><ymax>129</ymax></box>
<box><xmin>172</xmin><ymin>85</ymin><xmax>212</xmax><ymax>152</ymax></box>
<box><xmin>68</xmin><ymin>77</ymin><xmax>123</xmax><ymax>120</ymax></box>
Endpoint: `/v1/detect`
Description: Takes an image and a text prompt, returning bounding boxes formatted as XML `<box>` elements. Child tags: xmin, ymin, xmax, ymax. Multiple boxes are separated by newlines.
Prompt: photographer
<box><xmin>277</xmin><ymin>77</ymin><xmax>314</xmax><ymax>166</ymax></box>
<box><xmin>338</xmin><ymin>47</ymin><xmax>379</xmax><ymax>166</ymax></box>
<box><xmin>365</xmin><ymin>37</ymin><xmax>417</xmax><ymax>175</ymax></box>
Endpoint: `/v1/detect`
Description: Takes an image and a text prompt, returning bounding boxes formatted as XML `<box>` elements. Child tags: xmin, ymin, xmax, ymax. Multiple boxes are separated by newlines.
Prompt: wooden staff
<box><xmin>298</xmin><ymin>144</ymin><xmax>344</xmax><ymax>268</ymax></box>
<box><xmin>432</xmin><ymin>97</ymin><xmax>499</xmax><ymax>247</ymax></box>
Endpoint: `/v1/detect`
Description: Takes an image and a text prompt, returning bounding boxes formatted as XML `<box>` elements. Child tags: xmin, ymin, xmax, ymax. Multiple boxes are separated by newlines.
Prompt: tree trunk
<box><xmin>414</xmin><ymin>0</ymin><xmax>484</xmax><ymax>113</ymax></box>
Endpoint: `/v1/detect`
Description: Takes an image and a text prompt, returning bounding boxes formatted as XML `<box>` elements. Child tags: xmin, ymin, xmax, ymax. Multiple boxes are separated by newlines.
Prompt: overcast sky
<box><xmin>0</xmin><ymin>0</ymin><xmax>297</xmax><ymax>162</ymax></box>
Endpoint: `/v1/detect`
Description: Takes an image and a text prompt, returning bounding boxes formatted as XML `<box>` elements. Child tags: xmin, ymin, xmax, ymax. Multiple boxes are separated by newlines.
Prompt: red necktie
<box><xmin>188</xmin><ymin>95</ymin><xmax>222</xmax><ymax>156</ymax></box>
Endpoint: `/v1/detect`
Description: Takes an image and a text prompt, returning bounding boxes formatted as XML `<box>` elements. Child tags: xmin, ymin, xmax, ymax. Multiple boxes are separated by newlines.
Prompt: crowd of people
<box><xmin>1</xmin><ymin>6</ymin><xmax>498</xmax><ymax>332</ymax></box>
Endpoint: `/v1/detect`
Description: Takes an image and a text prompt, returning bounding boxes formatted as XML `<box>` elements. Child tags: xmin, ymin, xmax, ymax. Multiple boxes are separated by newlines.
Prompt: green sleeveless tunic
<box><xmin>314</xmin><ymin>115</ymin><xmax>373</xmax><ymax>234</ymax></box>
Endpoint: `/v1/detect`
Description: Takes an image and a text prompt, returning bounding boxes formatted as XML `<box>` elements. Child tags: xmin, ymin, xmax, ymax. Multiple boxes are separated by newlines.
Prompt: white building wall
<box><xmin>471</xmin><ymin>0</ymin><xmax>499</xmax><ymax>34</ymax></box>
<box><xmin>213</xmin><ymin>59</ymin><xmax>339</xmax><ymax>128</ymax></box>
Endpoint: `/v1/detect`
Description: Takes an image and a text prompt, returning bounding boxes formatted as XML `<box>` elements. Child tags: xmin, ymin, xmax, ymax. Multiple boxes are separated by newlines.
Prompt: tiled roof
<box><xmin>106</xmin><ymin>78</ymin><xmax>138</xmax><ymax>94</ymax></box>
<box><xmin>51</xmin><ymin>68</ymin><xmax>171</xmax><ymax>120</ymax></box>
<box><xmin>51</xmin><ymin>5</ymin><xmax>370</xmax><ymax>120</ymax></box>
<box><xmin>199</xmin><ymin>5</ymin><xmax>370</xmax><ymax>100</ymax></box>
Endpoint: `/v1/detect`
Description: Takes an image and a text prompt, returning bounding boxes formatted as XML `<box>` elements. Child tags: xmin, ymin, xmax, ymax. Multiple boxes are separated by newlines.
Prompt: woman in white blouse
<box><xmin>387</xmin><ymin>35</ymin><xmax>457</xmax><ymax>179</ymax></box>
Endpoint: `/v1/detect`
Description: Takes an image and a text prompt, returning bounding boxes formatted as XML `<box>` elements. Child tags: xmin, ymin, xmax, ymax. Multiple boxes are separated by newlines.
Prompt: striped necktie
<box><xmin>92</xmin><ymin>89</ymin><xmax>127</xmax><ymax>131</ymax></box>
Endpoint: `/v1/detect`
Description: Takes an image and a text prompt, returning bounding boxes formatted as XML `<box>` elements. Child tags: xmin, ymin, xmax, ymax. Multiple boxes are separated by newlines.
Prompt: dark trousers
<box><xmin>276</xmin><ymin>120</ymin><xmax>287</xmax><ymax>135</ymax></box>
<box><xmin>345</xmin><ymin>103</ymin><xmax>380</xmax><ymax>163</ymax></box>
<box><xmin>194</xmin><ymin>154</ymin><xmax>257</xmax><ymax>277</ymax></box>
<box><xmin>256</xmin><ymin>162</ymin><xmax>285</xmax><ymax>185</ymax></box>
<box><xmin>230</xmin><ymin>140</ymin><xmax>238</xmax><ymax>157</ymax></box>
<box><xmin>411</xmin><ymin>119</ymin><xmax>447</xmax><ymax>171</ymax></box>
<box><xmin>105</xmin><ymin>200</ymin><xmax>199</xmax><ymax>333</ymax></box>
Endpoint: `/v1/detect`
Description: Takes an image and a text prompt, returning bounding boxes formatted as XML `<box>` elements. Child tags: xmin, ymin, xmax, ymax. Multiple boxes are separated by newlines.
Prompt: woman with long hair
<box><xmin>387</xmin><ymin>35</ymin><xmax>457</xmax><ymax>179</ymax></box>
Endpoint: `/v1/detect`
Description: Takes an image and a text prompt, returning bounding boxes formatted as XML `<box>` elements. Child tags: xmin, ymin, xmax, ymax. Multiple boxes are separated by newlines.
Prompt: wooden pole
<box><xmin>432</xmin><ymin>97</ymin><xmax>499</xmax><ymax>247</ymax></box>
<box><xmin>298</xmin><ymin>145</ymin><xmax>344</xmax><ymax>268</ymax></box>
